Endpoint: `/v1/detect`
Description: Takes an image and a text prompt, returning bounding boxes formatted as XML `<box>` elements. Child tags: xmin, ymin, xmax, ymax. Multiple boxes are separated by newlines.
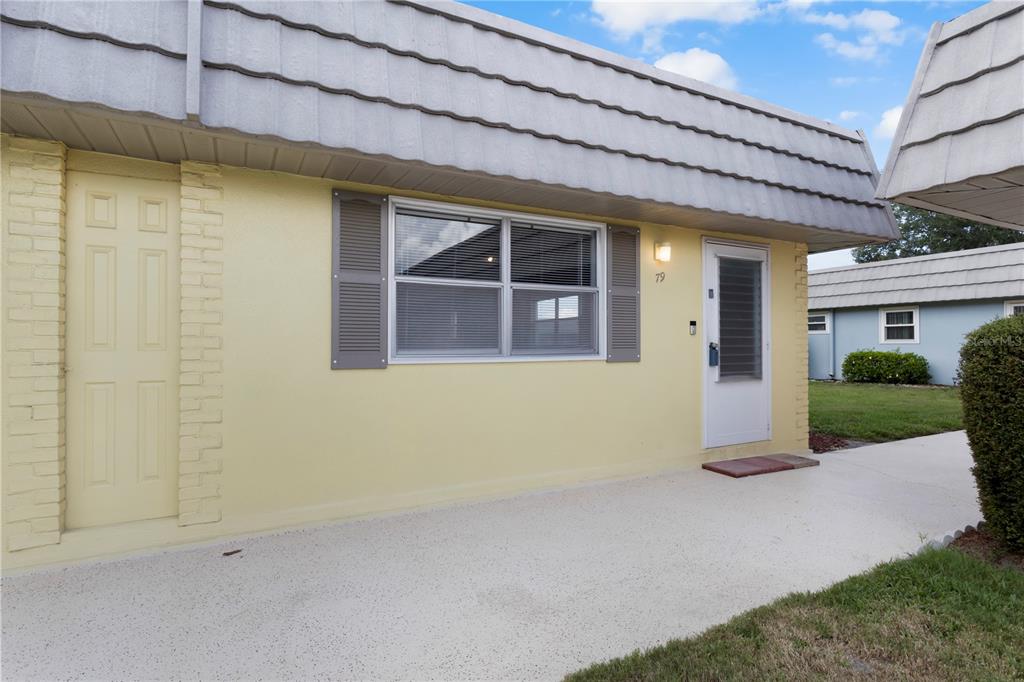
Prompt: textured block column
<box><xmin>2</xmin><ymin>135</ymin><xmax>67</xmax><ymax>551</ymax></box>
<box><xmin>178</xmin><ymin>162</ymin><xmax>224</xmax><ymax>526</ymax></box>
<box><xmin>793</xmin><ymin>244</ymin><xmax>810</xmax><ymax>444</ymax></box>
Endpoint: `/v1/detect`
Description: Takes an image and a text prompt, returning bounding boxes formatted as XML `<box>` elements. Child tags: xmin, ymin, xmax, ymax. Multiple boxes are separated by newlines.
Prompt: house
<box><xmin>0</xmin><ymin>0</ymin><xmax>897</xmax><ymax>569</ymax></box>
<box><xmin>808</xmin><ymin>243</ymin><xmax>1024</xmax><ymax>384</ymax></box>
<box><xmin>877</xmin><ymin>0</ymin><xmax>1024</xmax><ymax>230</ymax></box>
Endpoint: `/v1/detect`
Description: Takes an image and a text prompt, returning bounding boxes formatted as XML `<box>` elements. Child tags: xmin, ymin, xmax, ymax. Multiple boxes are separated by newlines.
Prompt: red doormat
<box><xmin>703</xmin><ymin>454</ymin><xmax>819</xmax><ymax>478</ymax></box>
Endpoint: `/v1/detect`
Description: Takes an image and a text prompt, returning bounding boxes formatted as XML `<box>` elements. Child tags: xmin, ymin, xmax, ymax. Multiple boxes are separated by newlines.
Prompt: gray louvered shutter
<box><xmin>606</xmin><ymin>225</ymin><xmax>640</xmax><ymax>362</ymax></box>
<box><xmin>331</xmin><ymin>190</ymin><xmax>387</xmax><ymax>369</ymax></box>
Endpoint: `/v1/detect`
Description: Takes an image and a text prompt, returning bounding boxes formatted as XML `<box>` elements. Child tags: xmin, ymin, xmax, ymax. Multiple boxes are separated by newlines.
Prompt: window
<box><xmin>807</xmin><ymin>312</ymin><xmax>830</xmax><ymax>334</ymax></box>
<box><xmin>1006</xmin><ymin>300</ymin><xmax>1024</xmax><ymax>318</ymax></box>
<box><xmin>879</xmin><ymin>307</ymin><xmax>919</xmax><ymax>343</ymax></box>
<box><xmin>718</xmin><ymin>257</ymin><xmax>763</xmax><ymax>379</ymax></box>
<box><xmin>390</xmin><ymin>199</ymin><xmax>603</xmax><ymax>361</ymax></box>
<box><xmin>536</xmin><ymin>296</ymin><xmax>579</xmax><ymax>321</ymax></box>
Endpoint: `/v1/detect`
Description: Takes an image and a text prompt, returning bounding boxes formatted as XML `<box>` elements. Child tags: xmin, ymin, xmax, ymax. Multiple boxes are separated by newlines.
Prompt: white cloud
<box><xmin>641</xmin><ymin>26</ymin><xmax>667</xmax><ymax>53</ymax></box>
<box><xmin>802</xmin><ymin>11</ymin><xmax>850</xmax><ymax>29</ymax></box>
<box><xmin>829</xmin><ymin>76</ymin><xmax>860</xmax><ymax>86</ymax></box>
<box><xmin>874</xmin><ymin>106</ymin><xmax>903</xmax><ymax>139</ymax></box>
<box><xmin>591</xmin><ymin>1</ymin><xmax>761</xmax><ymax>42</ymax></box>
<box><xmin>829</xmin><ymin>75</ymin><xmax>881</xmax><ymax>87</ymax></box>
<box><xmin>854</xmin><ymin>9</ymin><xmax>903</xmax><ymax>44</ymax></box>
<box><xmin>697</xmin><ymin>31</ymin><xmax>722</xmax><ymax>45</ymax></box>
<box><xmin>805</xmin><ymin>8</ymin><xmax>905</xmax><ymax>60</ymax></box>
<box><xmin>815</xmin><ymin>32</ymin><xmax>877</xmax><ymax>60</ymax></box>
<box><xmin>803</xmin><ymin>9</ymin><xmax>900</xmax><ymax>38</ymax></box>
<box><xmin>838</xmin><ymin>110</ymin><xmax>862</xmax><ymax>121</ymax></box>
<box><xmin>654</xmin><ymin>48</ymin><xmax>739</xmax><ymax>90</ymax></box>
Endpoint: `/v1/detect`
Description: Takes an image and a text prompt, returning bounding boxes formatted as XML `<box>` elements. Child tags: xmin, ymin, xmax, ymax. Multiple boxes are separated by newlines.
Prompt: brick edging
<box><xmin>920</xmin><ymin>519</ymin><xmax>985</xmax><ymax>552</ymax></box>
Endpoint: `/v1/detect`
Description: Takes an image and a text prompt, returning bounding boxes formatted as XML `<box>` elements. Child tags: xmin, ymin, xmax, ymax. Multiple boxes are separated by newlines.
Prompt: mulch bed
<box><xmin>950</xmin><ymin>527</ymin><xmax>1024</xmax><ymax>573</ymax></box>
<box><xmin>809</xmin><ymin>431</ymin><xmax>848</xmax><ymax>453</ymax></box>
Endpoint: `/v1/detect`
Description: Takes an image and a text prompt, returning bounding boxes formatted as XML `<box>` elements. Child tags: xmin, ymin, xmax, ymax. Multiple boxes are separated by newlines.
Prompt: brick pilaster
<box><xmin>794</xmin><ymin>243</ymin><xmax>809</xmax><ymax>444</ymax></box>
<box><xmin>2</xmin><ymin>134</ymin><xmax>67</xmax><ymax>551</ymax></box>
<box><xmin>177</xmin><ymin>162</ymin><xmax>224</xmax><ymax>526</ymax></box>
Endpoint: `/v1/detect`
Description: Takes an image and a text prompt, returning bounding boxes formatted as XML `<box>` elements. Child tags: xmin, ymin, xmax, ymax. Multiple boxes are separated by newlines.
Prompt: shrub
<box><xmin>957</xmin><ymin>314</ymin><xmax>1024</xmax><ymax>551</ymax></box>
<box><xmin>841</xmin><ymin>349</ymin><xmax>930</xmax><ymax>385</ymax></box>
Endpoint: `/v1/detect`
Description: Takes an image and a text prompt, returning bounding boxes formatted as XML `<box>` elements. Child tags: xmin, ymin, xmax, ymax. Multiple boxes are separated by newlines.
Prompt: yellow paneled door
<box><xmin>66</xmin><ymin>172</ymin><xmax>180</xmax><ymax>528</ymax></box>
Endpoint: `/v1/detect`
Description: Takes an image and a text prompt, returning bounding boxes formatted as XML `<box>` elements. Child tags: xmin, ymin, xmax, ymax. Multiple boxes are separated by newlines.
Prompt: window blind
<box><xmin>718</xmin><ymin>257</ymin><xmax>762</xmax><ymax>379</ymax></box>
<box><xmin>883</xmin><ymin>310</ymin><xmax>916</xmax><ymax>340</ymax></box>
<box><xmin>395</xmin><ymin>282</ymin><xmax>500</xmax><ymax>355</ymax></box>
<box><xmin>387</xmin><ymin>201</ymin><xmax>610</xmax><ymax>361</ymax></box>
<box><xmin>511</xmin><ymin>224</ymin><xmax>594</xmax><ymax>286</ymax></box>
<box><xmin>395</xmin><ymin>211</ymin><xmax>500</xmax><ymax>281</ymax></box>
<box><xmin>511</xmin><ymin>289</ymin><xmax>597</xmax><ymax>354</ymax></box>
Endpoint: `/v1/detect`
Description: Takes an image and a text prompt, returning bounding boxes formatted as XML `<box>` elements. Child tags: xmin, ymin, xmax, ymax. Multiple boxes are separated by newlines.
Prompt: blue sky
<box><xmin>462</xmin><ymin>0</ymin><xmax>986</xmax><ymax>268</ymax></box>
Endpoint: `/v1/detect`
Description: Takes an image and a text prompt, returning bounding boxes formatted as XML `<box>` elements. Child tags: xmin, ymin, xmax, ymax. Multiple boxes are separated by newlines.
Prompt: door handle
<box><xmin>708</xmin><ymin>342</ymin><xmax>719</xmax><ymax>367</ymax></box>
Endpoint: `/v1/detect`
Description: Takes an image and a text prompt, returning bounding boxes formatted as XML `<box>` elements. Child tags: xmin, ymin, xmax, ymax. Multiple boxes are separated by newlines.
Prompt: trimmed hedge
<box><xmin>841</xmin><ymin>349</ymin><xmax>930</xmax><ymax>385</ymax></box>
<box><xmin>957</xmin><ymin>314</ymin><xmax>1024</xmax><ymax>551</ymax></box>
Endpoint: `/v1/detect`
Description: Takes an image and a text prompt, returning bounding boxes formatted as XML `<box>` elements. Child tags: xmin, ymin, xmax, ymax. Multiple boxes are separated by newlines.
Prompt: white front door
<box><xmin>703</xmin><ymin>239</ymin><xmax>771</xmax><ymax>448</ymax></box>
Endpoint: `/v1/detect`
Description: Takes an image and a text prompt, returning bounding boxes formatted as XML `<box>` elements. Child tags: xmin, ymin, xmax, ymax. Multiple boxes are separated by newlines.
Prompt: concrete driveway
<box><xmin>2</xmin><ymin>432</ymin><xmax>979</xmax><ymax>681</ymax></box>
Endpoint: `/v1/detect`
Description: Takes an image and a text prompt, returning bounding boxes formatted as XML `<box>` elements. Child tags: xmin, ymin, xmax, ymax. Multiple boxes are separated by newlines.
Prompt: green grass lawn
<box><xmin>809</xmin><ymin>382</ymin><xmax>963</xmax><ymax>442</ymax></box>
<box><xmin>567</xmin><ymin>548</ymin><xmax>1024</xmax><ymax>681</ymax></box>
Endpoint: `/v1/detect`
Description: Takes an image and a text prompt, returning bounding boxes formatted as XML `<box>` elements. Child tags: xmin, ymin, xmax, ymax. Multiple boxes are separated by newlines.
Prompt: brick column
<box><xmin>793</xmin><ymin>243</ymin><xmax>809</xmax><ymax>444</ymax></box>
<box><xmin>178</xmin><ymin>162</ymin><xmax>224</xmax><ymax>526</ymax></box>
<box><xmin>2</xmin><ymin>135</ymin><xmax>67</xmax><ymax>551</ymax></box>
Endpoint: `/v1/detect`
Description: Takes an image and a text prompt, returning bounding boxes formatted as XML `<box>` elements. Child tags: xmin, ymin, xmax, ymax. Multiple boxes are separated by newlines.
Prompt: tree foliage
<box><xmin>853</xmin><ymin>204</ymin><xmax>1024</xmax><ymax>264</ymax></box>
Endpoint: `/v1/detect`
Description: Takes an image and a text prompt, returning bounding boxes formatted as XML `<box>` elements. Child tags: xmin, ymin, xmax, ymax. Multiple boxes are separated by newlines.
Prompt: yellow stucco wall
<box><xmin>219</xmin><ymin>166</ymin><xmax>807</xmax><ymax>518</ymax></box>
<box><xmin>2</xmin><ymin>146</ymin><xmax>809</xmax><ymax>570</ymax></box>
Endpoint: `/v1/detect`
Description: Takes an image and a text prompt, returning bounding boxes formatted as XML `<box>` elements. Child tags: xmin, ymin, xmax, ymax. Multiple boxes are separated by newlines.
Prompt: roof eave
<box><xmin>894</xmin><ymin>193</ymin><xmax>1024</xmax><ymax>232</ymax></box>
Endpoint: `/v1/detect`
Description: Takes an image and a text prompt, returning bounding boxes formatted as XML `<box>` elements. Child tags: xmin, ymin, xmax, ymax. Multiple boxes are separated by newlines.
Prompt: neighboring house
<box><xmin>877</xmin><ymin>0</ymin><xmax>1024</xmax><ymax>230</ymax></box>
<box><xmin>808</xmin><ymin>243</ymin><xmax>1024</xmax><ymax>384</ymax></box>
<box><xmin>0</xmin><ymin>0</ymin><xmax>897</xmax><ymax>568</ymax></box>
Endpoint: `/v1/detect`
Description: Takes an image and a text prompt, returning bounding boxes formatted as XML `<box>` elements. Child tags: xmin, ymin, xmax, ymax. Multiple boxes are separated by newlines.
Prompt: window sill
<box><xmin>388</xmin><ymin>354</ymin><xmax>605</xmax><ymax>366</ymax></box>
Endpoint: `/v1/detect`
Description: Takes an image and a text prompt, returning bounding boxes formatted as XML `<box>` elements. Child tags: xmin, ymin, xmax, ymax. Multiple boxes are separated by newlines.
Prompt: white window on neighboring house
<box><xmin>389</xmin><ymin>198</ymin><xmax>604</xmax><ymax>362</ymax></box>
<box><xmin>536</xmin><ymin>296</ymin><xmax>579</xmax><ymax>321</ymax></box>
<box><xmin>1006</xmin><ymin>300</ymin><xmax>1024</xmax><ymax>317</ymax></box>
<box><xmin>807</xmin><ymin>311</ymin><xmax>830</xmax><ymax>334</ymax></box>
<box><xmin>879</xmin><ymin>306</ymin><xmax>919</xmax><ymax>344</ymax></box>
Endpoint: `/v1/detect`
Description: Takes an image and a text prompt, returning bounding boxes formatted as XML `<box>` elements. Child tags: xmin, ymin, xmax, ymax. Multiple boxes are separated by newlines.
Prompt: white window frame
<box><xmin>878</xmin><ymin>306</ymin><xmax>919</xmax><ymax>344</ymax></box>
<box><xmin>1005</xmin><ymin>300</ymin><xmax>1024</xmax><ymax>317</ymax></box>
<box><xmin>386</xmin><ymin>196</ymin><xmax>606</xmax><ymax>364</ymax></box>
<box><xmin>807</xmin><ymin>311</ymin><xmax>830</xmax><ymax>335</ymax></box>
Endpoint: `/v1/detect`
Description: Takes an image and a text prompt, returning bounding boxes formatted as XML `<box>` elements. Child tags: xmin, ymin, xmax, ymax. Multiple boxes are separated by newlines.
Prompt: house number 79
<box><xmin>655</xmin><ymin>272</ymin><xmax>666</xmax><ymax>283</ymax></box>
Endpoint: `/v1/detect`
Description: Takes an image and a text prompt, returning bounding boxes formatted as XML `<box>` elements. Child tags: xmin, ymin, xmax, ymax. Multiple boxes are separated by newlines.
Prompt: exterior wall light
<box><xmin>654</xmin><ymin>242</ymin><xmax>672</xmax><ymax>262</ymax></box>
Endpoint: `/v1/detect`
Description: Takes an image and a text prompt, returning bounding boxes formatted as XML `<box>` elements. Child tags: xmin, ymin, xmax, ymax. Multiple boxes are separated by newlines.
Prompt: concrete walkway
<box><xmin>2</xmin><ymin>432</ymin><xmax>979</xmax><ymax>681</ymax></box>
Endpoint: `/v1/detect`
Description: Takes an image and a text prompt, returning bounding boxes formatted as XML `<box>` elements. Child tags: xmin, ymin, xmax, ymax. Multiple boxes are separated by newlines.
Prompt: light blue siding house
<box><xmin>809</xmin><ymin>243</ymin><xmax>1024</xmax><ymax>385</ymax></box>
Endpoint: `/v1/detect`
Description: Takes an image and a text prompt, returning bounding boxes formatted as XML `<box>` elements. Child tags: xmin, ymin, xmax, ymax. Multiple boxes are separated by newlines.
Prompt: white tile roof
<box><xmin>877</xmin><ymin>1</ymin><xmax>1024</xmax><ymax>230</ymax></box>
<box><xmin>0</xmin><ymin>0</ymin><xmax>898</xmax><ymax>249</ymax></box>
<box><xmin>809</xmin><ymin>242</ymin><xmax>1024</xmax><ymax>309</ymax></box>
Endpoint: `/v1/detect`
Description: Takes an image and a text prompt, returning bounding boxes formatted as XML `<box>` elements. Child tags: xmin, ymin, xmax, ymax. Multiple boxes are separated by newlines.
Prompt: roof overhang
<box><xmin>2</xmin><ymin>93</ymin><xmax>887</xmax><ymax>252</ymax></box>
<box><xmin>885</xmin><ymin>171</ymin><xmax>1024</xmax><ymax>232</ymax></box>
<box><xmin>2</xmin><ymin>0</ymin><xmax>897</xmax><ymax>251</ymax></box>
<box><xmin>877</xmin><ymin>1</ymin><xmax>1024</xmax><ymax>230</ymax></box>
